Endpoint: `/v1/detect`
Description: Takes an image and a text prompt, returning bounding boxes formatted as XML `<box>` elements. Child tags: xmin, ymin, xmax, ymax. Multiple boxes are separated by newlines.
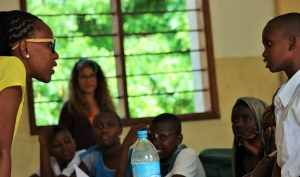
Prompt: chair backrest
<box><xmin>199</xmin><ymin>148</ymin><xmax>233</xmax><ymax>177</ymax></box>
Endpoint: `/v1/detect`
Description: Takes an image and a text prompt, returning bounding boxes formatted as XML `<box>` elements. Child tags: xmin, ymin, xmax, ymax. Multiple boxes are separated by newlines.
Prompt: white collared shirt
<box><xmin>34</xmin><ymin>150</ymin><xmax>86</xmax><ymax>177</ymax></box>
<box><xmin>274</xmin><ymin>69</ymin><xmax>300</xmax><ymax>177</ymax></box>
<box><xmin>165</xmin><ymin>148</ymin><xmax>206</xmax><ymax>177</ymax></box>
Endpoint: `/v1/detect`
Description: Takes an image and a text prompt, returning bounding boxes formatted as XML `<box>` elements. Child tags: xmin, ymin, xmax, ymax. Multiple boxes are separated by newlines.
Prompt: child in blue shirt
<box><xmin>71</xmin><ymin>111</ymin><xmax>132</xmax><ymax>177</ymax></box>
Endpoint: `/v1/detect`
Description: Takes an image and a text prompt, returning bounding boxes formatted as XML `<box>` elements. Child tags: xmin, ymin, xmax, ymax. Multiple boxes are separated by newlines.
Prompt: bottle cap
<box><xmin>138</xmin><ymin>130</ymin><xmax>147</xmax><ymax>138</ymax></box>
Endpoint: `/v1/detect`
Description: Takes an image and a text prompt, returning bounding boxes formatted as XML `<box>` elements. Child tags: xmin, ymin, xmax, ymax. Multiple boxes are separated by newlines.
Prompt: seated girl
<box><xmin>30</xmin><ymin>125</ymin><xmax>85</xmax><ymax>177</ymax></box>
<box><xmin>244</xmin><ymin>93</ymin><xmax>278</xmax><ymax>177</ymax></box>
<box><xmin>231</xmin><ymin>97</ymin><xmax>268</xmax><ymax>177</ymax></box>
<box><xmin>70</xmin><ymin>110</ymin><xmax>134</xmax><ymax>177</ymax></box>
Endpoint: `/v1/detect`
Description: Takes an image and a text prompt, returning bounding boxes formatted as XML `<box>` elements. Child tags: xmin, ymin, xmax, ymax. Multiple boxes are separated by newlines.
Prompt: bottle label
<box><xmin>132</xmin><ymin>161</ymin><xmax>161</xmax><ymax>177</ymax></box>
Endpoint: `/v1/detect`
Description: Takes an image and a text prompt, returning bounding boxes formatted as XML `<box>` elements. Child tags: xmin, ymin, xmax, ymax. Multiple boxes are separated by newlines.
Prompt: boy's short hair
<box><xmin>94</xmin><ymin>110</ymin><xmax>122</xmax><ymax>127</ymax></box>
<box><xmin>152</xmin><ymin>113</ymin><xmax>181</xmax><ymax>134</ymax></box>
<box><xmin>52</xmin><ymin>125</ymin><xmax>72</xmax><ymax>137</ymax></box>
<box><xmin>50</xmin><ymin>125</ymin><xmax>73</xmax><ymax>144</ymax></box>
<box><xmin>269</xmin><ymin>12</ymin><xmax>300</xmax><ymax>38</ymax></box>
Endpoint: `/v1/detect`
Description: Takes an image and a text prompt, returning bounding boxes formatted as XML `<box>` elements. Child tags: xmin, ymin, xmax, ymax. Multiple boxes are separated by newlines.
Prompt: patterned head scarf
<box><xmin>231</xmin><ymin>97</ymin><xmax>268</xmax><ymax>177</ymax></box>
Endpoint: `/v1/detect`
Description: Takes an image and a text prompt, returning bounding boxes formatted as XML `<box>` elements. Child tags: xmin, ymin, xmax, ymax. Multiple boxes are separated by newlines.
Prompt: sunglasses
<box><xmin>12</xmin><ymin>38</ymin><xmax>56</xmax><ymax>53</ymax></box>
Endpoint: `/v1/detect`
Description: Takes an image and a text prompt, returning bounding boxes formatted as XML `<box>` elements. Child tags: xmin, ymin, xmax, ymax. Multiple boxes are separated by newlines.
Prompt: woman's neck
<box><xmin>84</xmin><ymin>92</ymin><xmax>95</xmax><ymax>102</ymax></box>
<box><xmin>84</xmin><ymin>93</ymin><xmax>100</xmax><ymax>113</ymax></box>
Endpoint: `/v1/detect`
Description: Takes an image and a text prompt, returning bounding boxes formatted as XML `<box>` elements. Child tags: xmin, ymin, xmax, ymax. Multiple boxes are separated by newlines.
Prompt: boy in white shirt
<box><xmin>262</xmin><ymin>12</ymin><xmax>300</xmax><ymax>177</ymax></box>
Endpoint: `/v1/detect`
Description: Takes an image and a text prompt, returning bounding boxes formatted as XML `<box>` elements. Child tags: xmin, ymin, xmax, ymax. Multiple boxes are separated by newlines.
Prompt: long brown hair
<box><xmin>67</xmin><ymin>59</ymin><xmax>116</xmax><ymax>116</ymax></box>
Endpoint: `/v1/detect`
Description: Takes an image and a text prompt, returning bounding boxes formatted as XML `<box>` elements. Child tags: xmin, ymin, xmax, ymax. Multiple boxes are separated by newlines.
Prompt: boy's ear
<box><xmin>176</xmin><ymin>134</ymin><xmax>183</xmax><ymax>146</ymax></box>
<box><xmin>289</xmin><ymin>36</ymin><xmax>297</xmax><ymax>50</ymax></box>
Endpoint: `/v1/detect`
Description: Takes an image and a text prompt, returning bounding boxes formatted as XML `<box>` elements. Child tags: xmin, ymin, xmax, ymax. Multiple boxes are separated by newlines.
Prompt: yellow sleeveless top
<box><xmin>0</xmin><ymin>56</ymin><xmax>26</xmax><ymax>141</ymax></box>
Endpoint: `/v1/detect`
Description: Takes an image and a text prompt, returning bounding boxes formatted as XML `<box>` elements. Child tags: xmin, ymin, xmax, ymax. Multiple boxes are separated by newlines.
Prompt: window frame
<box><xmin>20</xmin><ymin>0</ymin><xmax>220</xmax><ymax>135</ymax></box>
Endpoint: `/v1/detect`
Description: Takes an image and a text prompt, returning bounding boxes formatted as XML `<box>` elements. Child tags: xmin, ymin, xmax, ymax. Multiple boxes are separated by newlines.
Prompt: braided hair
<box><xmin>0</xmin><ymin>10</ymin><xmax>40</xmax><ymax>56</ymax></box>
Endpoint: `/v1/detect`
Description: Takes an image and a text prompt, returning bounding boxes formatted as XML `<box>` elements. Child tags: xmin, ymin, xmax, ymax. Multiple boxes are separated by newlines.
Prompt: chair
<box><xmin>199</xmin><ymin>148</ymin><xmax>233</xmax><ymax>177</ymax></box>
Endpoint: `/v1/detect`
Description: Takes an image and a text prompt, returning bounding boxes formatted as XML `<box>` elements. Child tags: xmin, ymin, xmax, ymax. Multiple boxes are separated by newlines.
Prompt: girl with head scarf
<box><xmin>231</xmin><ymin>97</ymin><xmax>268</xmax><ymax>177</ymax></box>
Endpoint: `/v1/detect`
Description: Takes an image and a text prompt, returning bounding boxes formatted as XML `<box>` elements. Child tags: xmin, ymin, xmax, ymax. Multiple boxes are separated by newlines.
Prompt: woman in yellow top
<box><xmin>0</xmin><ymin>10</ymin><xmax>59</xmax><ymax>177</ymax></box>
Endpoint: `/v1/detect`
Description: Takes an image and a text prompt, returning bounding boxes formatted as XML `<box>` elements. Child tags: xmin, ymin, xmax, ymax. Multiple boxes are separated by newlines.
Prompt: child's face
<box><xmin>149</xmin><ymin>122</ymin><xmax>182</xmax><ymax>162</ymax></box>
<box><xmin>262</xmin><ymin>21</ymin><xmax>290</xmax><ymax>73</ymax></box>
<box><xmin>50</xmin><ymin>130</ymin><xmax>76</xmax><ymax>164</ymax></box>
<box><xmin>92</xmin><ymin>112</ymin><xmax>122</xmax><ymax>148</ymax></box>
<box><xmin>232</xmin><ymin>104</ymin><xmax>257</xmax><ymax>143</ymax></box>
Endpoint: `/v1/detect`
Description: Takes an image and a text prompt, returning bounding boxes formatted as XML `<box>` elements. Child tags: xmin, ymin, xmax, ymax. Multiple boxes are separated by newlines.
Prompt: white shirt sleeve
<box><xmin>274</xmin><ymin>74</ymin><xmax>300</xmax><ymax>177</ymax></box>
<box><xmin>281</xmin><ymin>149</ymin><xmax>300</xmax><ymax>176</ymax></box>
<box><xmin>277</xmin><ymin>102</ymin><xmax>300</xmax><ymax>176</ymax></box>
<box><xmin>167</xmin><ymin>148</ymin><xmax>206</xmax><ymax>177</ymax></box>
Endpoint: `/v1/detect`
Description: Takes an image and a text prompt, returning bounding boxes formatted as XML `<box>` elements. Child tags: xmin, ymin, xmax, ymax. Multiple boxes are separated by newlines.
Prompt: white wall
<box><xmin>210</xmin><ymin>0</ymin><xmax>275</xmax><ymax>58</ymax></box>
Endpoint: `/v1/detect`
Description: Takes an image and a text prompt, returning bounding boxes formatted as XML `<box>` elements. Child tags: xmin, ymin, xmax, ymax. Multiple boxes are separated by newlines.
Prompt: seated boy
<box><xmin>114</xmin><ymin>113</ymin><xmax>206</xmax><ymax>177</ymax></box>
<box><xmin>149</xmin><ymin>113</ymin><xmax>206</xmax><ymax>177</ymax></box>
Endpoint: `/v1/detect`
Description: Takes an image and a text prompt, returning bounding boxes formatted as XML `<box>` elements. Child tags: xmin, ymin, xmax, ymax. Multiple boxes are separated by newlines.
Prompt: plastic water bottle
<box><xmin>131</xmin><ymin>130</ymin><xmax>161</xmax><ymax>177</ymax></box>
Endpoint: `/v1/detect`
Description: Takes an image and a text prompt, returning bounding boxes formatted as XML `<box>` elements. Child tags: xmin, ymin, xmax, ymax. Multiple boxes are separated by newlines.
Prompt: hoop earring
<box><xmin>26</xmin><ymin>54</ymin><xmax>30</xmax><ymax>58</ymax></box>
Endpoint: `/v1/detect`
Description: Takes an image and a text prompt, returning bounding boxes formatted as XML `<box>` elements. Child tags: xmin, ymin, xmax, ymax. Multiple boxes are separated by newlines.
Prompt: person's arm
<box><xmin>242</xmin><ymin>127</ymin><xmax>264</xmax><ymax>167</ymax></box>
<box><xmin>264</xmin><ymin>126</ymin><xmax>276</xmax><ymax>155</ymax></box>
<box><xmin>38</xmin><ymin>126</ymin><xmax>58</xmax><ymax>177</ymax></box>
<box><xmin>241</xmin><ymin>155</ymin><xmax>276</xmax><ymax>177</ymax></box>
<box><xmin>271</xmin><ymin>161</ymin><xmax>281</xmax><ymax>177</ymax></box>
<box><xmin>114</xmin><ymin>123</ymin><xmax>149</xmax><ymax>177</ymax></box>
<box><xmin>0</xmin><ymin>86</ymin><xmax>22</xmax><ymax>177</ymax></box>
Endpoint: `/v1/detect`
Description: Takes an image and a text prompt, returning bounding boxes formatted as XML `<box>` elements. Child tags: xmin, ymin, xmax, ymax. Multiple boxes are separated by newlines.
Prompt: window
<box><xmin>21</xmin><ymin>0</ymin><xmax>219</xmax><ymax>134</ymax></box>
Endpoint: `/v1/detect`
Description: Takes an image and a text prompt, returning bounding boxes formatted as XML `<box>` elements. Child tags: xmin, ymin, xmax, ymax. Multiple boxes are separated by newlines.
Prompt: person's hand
<box><xmin>242</xmin><ymin>127</ymin><xmax>264</xmax><ymax>156</ymax></box>
<box><xmin>38</xmin><ymin>126</ymin><xmax>54</xmax><ymax>145</ymax></box>
<box><xmin>250</xmin><ymin>155</ymin><xmax>276</xmax><ymax>177</ymax></box>
<box><xmin>263</xmin><ymin>126</ymin><xmax>276</xmax><ymax>155</ymax></box>
<box><xmin>122</xmin><ymin>123</ymin><xmax>149</xmax><ymax>149</ymax></box>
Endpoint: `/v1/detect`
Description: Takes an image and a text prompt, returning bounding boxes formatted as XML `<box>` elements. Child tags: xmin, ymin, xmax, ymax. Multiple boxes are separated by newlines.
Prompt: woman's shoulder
<box><xmin>0</xmin><ymin>56</ymin><xmax>20</xmax><ymax>63</ymax></box>
<box><xmin>0</xmin><ymin>56</ymin><xmax>25</xmax><ymax>71</ymax></box>
<box><xmin>0</xmin><ymin>56</ymin><xmax>26</xmax><ymax>90</ymax></box>
<box><xmin>0</xmin><ymin>56</ymin><xmax>25</xmax><ymax>69</ymax></box>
